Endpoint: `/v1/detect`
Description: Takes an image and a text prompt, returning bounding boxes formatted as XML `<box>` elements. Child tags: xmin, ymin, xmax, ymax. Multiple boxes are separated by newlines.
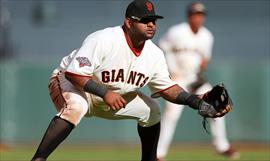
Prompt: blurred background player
<box><xmin>157</xmin><ymin>2</ymin><xmax>240</xmax><ymax>160</ymax></box>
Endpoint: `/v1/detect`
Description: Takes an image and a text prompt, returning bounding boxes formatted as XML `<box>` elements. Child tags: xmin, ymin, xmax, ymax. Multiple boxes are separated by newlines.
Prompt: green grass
<box><xmin>1</xmin><ymin>143</ymin><xmax>269</xmax><ymax>161</ymax></box>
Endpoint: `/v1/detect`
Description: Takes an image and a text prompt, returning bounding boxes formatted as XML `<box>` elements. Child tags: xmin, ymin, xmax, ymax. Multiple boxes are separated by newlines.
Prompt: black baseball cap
<box><xmin>187</xmin><ymin>2</ymin><xmax>207</xmax><ymax>16</ymax></box>
<box><xmin>125</xmin><ymin>0</ymin><xmax>163</xmax><ymax>21</ymax></box>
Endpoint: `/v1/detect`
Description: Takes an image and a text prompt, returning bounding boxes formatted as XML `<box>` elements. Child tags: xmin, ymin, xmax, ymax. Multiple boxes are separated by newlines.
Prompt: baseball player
<box><xmin>157</xmin><ymin>2</ymin><xmax>240</xmax><ymax>160</ymax></box>
<box><xmin>31</xmin><ymin>1</ymin><xmax>229</xmax><ymax>161</ymax></box>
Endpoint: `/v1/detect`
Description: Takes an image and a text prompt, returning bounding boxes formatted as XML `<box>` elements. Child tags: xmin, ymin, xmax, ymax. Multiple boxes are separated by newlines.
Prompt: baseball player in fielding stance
<box><xmin>31</xmin><ymin>1</ymin><xmax>228</xmax><ymax>161</ymax></box>
<box><xmin>157</xmin><ymin>2</ymin><xmax>240</xmax><ymax>160</ymax></box>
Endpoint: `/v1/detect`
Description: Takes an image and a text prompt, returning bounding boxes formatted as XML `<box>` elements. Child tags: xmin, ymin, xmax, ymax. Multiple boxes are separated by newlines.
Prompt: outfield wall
<box><xmin>1</xmin><ymin>61</ymin><xmax>269</xmax><ymax>144</ymax></box>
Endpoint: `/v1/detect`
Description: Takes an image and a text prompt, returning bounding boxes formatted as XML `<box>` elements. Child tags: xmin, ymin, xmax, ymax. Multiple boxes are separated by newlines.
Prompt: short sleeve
<box><xmin>159</xmin><ymin>28</ymin><xmax>179</xmax><ymax>74</ymax></box>
<box><xmin>66</xmin><ymin>38</ymin><xmax>101</xmax><ymax>76</ymax></box>
<box><xmin>158</xmin><ymin>29</ymin><xmax>175</xmax><ymax>54</ymax></box>
<box><xmin>205</xmin><ymin>31</ymin><xmax>214</xmax><ymax>60</ymax></box>
<box><xmin>148</xmin><ymin>54</ymin><xmax>176</xmax><ymax>98</ymax></box>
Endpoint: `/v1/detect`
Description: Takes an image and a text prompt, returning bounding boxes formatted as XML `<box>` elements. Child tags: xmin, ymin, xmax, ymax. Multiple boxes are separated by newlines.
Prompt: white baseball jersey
<box><xmin>159</xmin><ymin>22</ymin><xmax>213</xmax><ymax>84</ymax></box>
<box><xmin>53</xmin><ymin>26</ymin><xmax>175</xmax><ymax>109</ymax></box>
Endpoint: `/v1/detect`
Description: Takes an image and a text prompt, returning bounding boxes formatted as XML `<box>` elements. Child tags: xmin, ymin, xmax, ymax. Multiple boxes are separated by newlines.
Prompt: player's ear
<box><xmin>124</xmin><ymin>18</ymin><xmax>132</xmax><ymax>29</ymax></box>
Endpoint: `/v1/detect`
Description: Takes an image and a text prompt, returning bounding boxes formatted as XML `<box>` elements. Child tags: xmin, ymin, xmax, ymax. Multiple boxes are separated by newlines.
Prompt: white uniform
<box><xmin>157</xmin><ymin>22</ymin><xmax>231</xmax><ymax>158</ymax></box>
<box><xmin>49</xmin><ymin>26</ymin><xmax>176</xmax><ymax>127</ymax></box>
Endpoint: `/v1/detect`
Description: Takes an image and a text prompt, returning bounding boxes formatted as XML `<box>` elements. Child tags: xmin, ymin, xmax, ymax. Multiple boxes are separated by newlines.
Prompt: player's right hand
<box><xmin>103</xmin><ymin>90</ymin><xmax>127</xmax><ymax>110</ymax></box>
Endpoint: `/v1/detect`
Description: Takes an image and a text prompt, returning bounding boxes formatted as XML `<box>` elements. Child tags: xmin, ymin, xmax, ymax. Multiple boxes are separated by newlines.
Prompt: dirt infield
<box><xmin>0</xmin><ymin>143</ymin><xmax>10</xmax><ymax>151</ymax></box>
<box><xmin>169</xmin><ymin>142</ymin><xmax>269</xmax><ymax>151</ymax></box>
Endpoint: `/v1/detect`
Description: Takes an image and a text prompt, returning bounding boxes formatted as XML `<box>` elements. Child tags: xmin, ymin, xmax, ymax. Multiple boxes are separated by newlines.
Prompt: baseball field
<box><xmin>1</xmin><ymin>143</ymin><xmax>269</xmax><ymax>161</ymax></box>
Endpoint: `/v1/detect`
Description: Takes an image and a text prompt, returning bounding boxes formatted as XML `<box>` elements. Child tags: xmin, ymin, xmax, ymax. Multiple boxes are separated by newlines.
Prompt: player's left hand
<box><xmin>199</xmin><ymin>83</ymin><xmax>233</xmax><ymax>118</ymax></box>
<box><xmin>198</xmin><ymin>100</ymin><xmax>221</xmax><ymax>118</ymax></box>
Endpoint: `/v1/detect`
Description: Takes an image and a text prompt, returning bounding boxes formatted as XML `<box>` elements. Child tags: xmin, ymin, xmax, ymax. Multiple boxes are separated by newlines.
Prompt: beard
<box><xmin>143</xmin><ymin>29</ymin><xmax>156</xmax><ymax>40</ymax></box>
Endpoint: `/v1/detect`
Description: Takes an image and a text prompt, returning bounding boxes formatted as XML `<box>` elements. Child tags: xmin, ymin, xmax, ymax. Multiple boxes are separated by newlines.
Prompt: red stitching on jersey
<box><xmin>64</xmin><ymin>71</ymin><xmax>92</xmax><ymax>78</ymax></box>
<box><xmin>151</xmin><ymin>84</ymin><xmax>178</xmax><ymax>98</ymax></box>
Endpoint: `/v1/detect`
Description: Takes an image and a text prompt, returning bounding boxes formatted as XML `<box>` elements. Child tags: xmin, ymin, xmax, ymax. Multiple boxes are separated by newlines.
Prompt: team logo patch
<box><xmin>76</xmin><ymin>57</ymin><xmax>91</xmax><ymax>67</ymax></box>
<box><xmin>146</xmin><ymin>2</ymin><xmax>153</xmax><ymax>11</ymax></box>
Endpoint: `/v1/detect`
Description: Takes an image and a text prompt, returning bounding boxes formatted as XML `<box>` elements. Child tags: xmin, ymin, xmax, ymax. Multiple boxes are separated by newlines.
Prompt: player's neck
<box><xmin>189</xmin><ymin>24</ymin><xmax>200</xmax><ymax>34</ymax></box>
<box><xmin>190</xmin><ymin>26</ymin><xmax>199</xmax><ymax>34</ymax></box>
<box><xmin>122</xmin><ymin>26</ymin><xmax>145</xmax><ymax>56</ymax></box>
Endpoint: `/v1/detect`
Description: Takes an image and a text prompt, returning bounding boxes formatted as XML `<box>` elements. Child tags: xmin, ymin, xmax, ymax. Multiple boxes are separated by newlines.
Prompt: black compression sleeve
<box><xmin>175</xmin><ymin>91</ymin><xmax>201</xmax><ymax>109</ymax></box>
<box><xmin>83</xmin><ymin>79</ymin><xmax>108</xmax><ymax>98</ymax></box>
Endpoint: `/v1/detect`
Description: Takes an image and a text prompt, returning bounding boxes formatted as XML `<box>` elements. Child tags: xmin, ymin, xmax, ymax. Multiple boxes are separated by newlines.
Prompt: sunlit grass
<box><xmin>1</xmin><ymin>143</ymin><xmax>269</xmax><ymax>161</ymax></box>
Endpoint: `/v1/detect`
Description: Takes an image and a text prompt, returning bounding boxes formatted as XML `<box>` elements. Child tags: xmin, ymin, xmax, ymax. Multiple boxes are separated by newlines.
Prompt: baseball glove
<box><xmin>200</xmin><ymin>83</ymin><xmax>233</xmax><ymax>133</ymax></box>
<box><xmin>201</xmin><ymin>83</ymin><xmax>233</xmax><ymax>117</ymax></box>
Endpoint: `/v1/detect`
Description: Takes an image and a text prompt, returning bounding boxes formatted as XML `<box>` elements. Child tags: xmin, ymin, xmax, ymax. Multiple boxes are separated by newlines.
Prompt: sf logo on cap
<box><xmin>146</xmin><ymin>2</ymin><xmax>153</xmax><ymax>11</ymax></box>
